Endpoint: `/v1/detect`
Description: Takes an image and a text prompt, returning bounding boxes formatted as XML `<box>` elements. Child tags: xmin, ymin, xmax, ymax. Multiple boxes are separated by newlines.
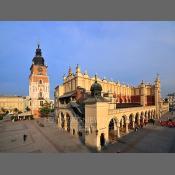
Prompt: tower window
<box><xmin>39</xmin><ymin>92</ymin><xmax>42</xmax><ymax>98</ymax></box>
<box><xmin>40</xmin><ymin>101</ymin><xmax>43</xmax><ymax>106</ymax></box>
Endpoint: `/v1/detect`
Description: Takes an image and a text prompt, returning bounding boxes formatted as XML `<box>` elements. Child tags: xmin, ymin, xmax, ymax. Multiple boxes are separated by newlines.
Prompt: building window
<box><xmin>40</xmin><ymin>101</ymin><xmax>43</xmax><ymax>106</ymax></box>
<box><xmin>39</xmin><ymin>92</ymin><xmax>42</xmax><ymax>98</ymax></box>
<box><xmin>39</xmin><ymin>80</ymin><xmax>42</xmax><ymax>84</ymax></box>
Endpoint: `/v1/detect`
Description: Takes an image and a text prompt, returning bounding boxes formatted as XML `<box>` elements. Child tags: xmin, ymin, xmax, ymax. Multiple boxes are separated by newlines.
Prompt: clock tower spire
<box><xmin>29</xmin><ymin>44</ymin><xmax>50</xmax><ymax>118</ymax></box>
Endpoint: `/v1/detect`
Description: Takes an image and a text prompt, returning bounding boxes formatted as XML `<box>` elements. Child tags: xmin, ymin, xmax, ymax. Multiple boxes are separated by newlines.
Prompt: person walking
<box><xmin>23</xmin><ymin>134</ymin><xmax>27</xmax><ymax>142</ymax></box>
<box><xmin>134</xmin><ymin>126</ymin><xmax>138</xmax><ymax>132</ymax></box>
<box><xmin>152</xmin><ymin>119</ymin><xmax>155</xmax><ymax>126</ymax></box>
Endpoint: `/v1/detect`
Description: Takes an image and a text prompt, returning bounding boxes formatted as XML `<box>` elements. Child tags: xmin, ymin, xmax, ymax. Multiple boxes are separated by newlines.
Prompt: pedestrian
<box><xmin>23</xmin><ymin>134</ymin><xmax>27</xmax><ymax>142</ymax></box>
<box><xmin>153</xmin><ymin>119</ymin><xmax>155</xmax><ymax>126</ymax></box>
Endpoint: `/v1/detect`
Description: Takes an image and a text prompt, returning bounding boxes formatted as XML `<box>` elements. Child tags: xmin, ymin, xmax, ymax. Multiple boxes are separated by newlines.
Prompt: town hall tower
<box><xmin>29</xmin><ymin>45</ymin><xmax>50</xmax><ymax>117</ymax></box>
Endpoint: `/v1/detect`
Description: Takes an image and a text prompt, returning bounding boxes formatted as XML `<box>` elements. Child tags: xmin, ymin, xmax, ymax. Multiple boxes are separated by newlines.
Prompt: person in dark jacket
<box><xmin>23</xmin><ymin>134</ymin><xmax>27</xmax><ymax>142</ymax></box>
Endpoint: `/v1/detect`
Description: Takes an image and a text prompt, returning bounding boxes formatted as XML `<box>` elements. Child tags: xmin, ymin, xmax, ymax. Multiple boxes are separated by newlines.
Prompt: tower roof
<box><xmin>32</xmin><ymin>44</ymin><xmax>45</xmax><ymax>66</ymax></box>
<box><xmin>90</xmin><ymin>74</ymin><xmax>102</xmax><ymax>97</ymax></box>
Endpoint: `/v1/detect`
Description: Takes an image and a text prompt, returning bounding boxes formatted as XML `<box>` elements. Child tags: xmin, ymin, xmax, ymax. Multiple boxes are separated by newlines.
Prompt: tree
<box><xmin>39</xmin><ymin>101</ymin><xmax>52</xmax><ymax>118</ymax></box>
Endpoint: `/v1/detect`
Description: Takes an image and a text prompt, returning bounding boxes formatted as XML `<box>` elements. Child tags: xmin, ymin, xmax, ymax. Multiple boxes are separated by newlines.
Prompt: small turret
<box><xmin>90</xmin><ymin>74</ymin><xmax>102</xmax><ymax>97</ymax></box>
<box><xmin>68</xmin><ymin>66</ymin><xmax>73</xmax><ymax>76</ymax></box>
<box><xmin>140</xmin><ymin>80</ymin><xmax>146</xmax><ymax>106</ymax></box>
<box><xmin>155</xmin><ymin>73</ymin><xmax>160</xmax><ymax>81</ymax></box>
<box><xmin>76</xmin><ymin>64</ymin><xmax>81</xmax><ymax>74</ymax></box>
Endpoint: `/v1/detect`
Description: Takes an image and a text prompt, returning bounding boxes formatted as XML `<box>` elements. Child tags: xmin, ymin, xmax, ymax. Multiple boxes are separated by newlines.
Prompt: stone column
<box><xmin>137</xmin><ymin>116</ymin><xmax>140</xmax><ymax>126</ymax></box>
<box><xmin>141</xmin><ymin>115</ymin><xmax>144</xmax><ymax>124</ymax></box>
<box><xmin>114</xmin><ymin>120</ymin><xmax>117</xmax><ymax>131</ymax></box>
<box><xmin>142</xmin><ymin>117</ymin><xmax>144</xmax><ymax>126</ymax></box>
<box><xmin>117</xmin><ymin>123</ymin><xmax>120</xmax><ymax>138</ymax></box>
<box><xmin>145</xmin><ymin>114</ymin><xmax>148</xmax><ymax>122</ymax></box>
<box><xmin>125</xmin><ymin>119</ymin><xmax>129</xmax><ymax>133</ymax></box>
<box><xmin>132</xmin><ymin>118</ymin><xmax>135</xmax><ymax>129</ymax></box>
<box><xmin>64</xmin><ymin>118</ymin><xmax>67</xmax><ymax>131</ymax></box>
<box><xmin>57</xmin><ymin>117</ymin><xmax>61</xmax><ymax>128</ymax></box>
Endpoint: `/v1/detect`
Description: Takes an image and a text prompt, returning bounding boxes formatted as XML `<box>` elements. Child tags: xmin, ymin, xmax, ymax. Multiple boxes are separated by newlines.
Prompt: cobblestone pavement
<box><xmin>1</xmin><ymin>112</ymin><xmax>175</xmax><ymax>153</ymax></box>
<box><xmin>0</xmin><ymin>118</ymin><xmax>90</xmax><ymax>153</ymax></box>
<box><xmin>102</xmin><ymin>112</ymin><xmax>175</xmax><ymax>153</ymax></box>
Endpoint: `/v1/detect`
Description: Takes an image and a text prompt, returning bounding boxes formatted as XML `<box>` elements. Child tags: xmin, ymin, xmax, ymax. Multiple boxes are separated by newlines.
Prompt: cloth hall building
<box><xmin>54</xmin><ymin>65</ymin><xmax>169</xmax><ymax>151</ymax></box>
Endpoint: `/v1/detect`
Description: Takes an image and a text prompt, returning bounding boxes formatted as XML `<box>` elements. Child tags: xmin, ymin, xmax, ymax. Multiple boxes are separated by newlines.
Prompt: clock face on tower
<box><xmin>38</xmin><ymin>67</ymin><xmax>43</xmax><ymax>73</ymax></box>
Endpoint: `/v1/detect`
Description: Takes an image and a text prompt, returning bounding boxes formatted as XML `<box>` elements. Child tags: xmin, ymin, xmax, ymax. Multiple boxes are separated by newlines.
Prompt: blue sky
<box><xmin>0</xmin><ymin>21</ymin><xmax>175</xmax><ymax>99</ymax></box>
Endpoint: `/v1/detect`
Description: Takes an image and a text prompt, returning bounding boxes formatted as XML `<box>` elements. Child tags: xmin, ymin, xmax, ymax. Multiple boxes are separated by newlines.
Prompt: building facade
<box><xmin>29</xmin><ymin>45</ymin><xmax>50</xmax><ymax>118</ymax></box>
<box><xmin>54</xmin><ymin>65</ymin><xmax>169</xmax><ymax>151</ymax></box>
<box><xmin>0</xmin><ymin>96</ymin><xmax>29</xmax><ymax>114</ymax></box>
<box><xmin>167</xmin><ymin>93</ymin><xmax>175</xmax><ymax>111</ymax></box>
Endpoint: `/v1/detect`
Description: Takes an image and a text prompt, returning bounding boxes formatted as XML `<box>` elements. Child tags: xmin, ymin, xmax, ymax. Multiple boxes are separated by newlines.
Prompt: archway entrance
<box><xmin>100</xmin><ymin>133</ymin><xmax>105</xmax><ymax>147</ymax></box>
<box><xmin>61</xmin><ymin>113</ymin><xmax>65</xmax><ymax>129</ymax></box>
<box><xmin>129</xmin><ymin>114</ymin><xmax>133</xmax><ymax>129</ymax></box>
<box><xmin>135</xmin><ymin>113</ymin><xmax>139</xmax><ymax>126</ymax></box>
<box><xmin>120</xmin><ymin>116</ymin><xmax>126</xmax><ymax>133</ymax></box>
<box><xmin>108</xmin><ymin>119</ymin><xmax>117</xmax><ymax>143</ymax></box>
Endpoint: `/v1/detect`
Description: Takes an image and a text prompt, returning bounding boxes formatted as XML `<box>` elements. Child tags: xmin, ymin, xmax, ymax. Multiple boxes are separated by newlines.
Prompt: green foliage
<box><xmin>0</xmin><ymin>113</ymin><xmax>6</xmax><ymax>120</ymax></box>
<box><xmin>51</xmin><ymin>108</ymin><xmax>55</xmax><ymax>112</ymax></box>
<box><xmin>39</xmin><ymin>101</ymin><xmax>52</xmax><ymax>118</ymax></box>
<box><xmin>11</xmin><ymin>115</ymin><xmax>18</xmax><ymax>121</ymax></box>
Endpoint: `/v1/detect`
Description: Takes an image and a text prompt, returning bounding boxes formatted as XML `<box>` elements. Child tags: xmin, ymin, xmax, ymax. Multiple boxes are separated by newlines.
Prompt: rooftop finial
<box><xmin>84</xmin><ymin>70</ymin><xmax>88</xmax><ymax>75</ymax></box>
<box><xmin>95</xmin><ymin>74</ymin><xmax>97</xmax><ymax>83</ymax></box>
<box><xmin>35</xmin><ymin>42</ymin><xmax>42</xmax><ymax>56</ymax></box>
<box><xmin>68</xmin><ymin>66</ymin><xmax>73</xmax><ymax>76</ymax></box>
<box><xmin>156</xmin><ymin>73</ymin><xmax>160</xmax><ymax>81</ymax></box>
<box><xmin>76</xmin><ymin>64</ymin><xmax>81</xmax><ymax>74</ymax></box>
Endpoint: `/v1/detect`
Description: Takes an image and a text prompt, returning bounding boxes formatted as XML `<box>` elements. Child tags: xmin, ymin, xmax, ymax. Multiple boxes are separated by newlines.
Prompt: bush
<box><xmin>11</xmin><ymin>116</ymin><xmax>18</xmax><ymax>121</ymax></box>
<box><xmin>30</xmin><ymin>115</ymin><xmax>34</xmax><ymax>120</ymax></box>
<box><xmin>11</xmin><ymin>116</ymin><xmax>15</xmax><ymax>120</ymax></box>
<box><xmin>0</xmin><ymin>115</ymin><xmax>3</xmax><ymax>120</ymax></box>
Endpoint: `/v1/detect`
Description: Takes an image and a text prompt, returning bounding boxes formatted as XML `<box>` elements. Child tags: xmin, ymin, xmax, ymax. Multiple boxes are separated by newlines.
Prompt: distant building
<box><xmin>0</xmin><ymin>45</ymin><xmax>51</xmax><ymax>118</ymax></box>
<box><xmin>54</xmin><ymin>65</ymin><xmax>169</xmax><ymax>151</ymax></box>
<box><xmin>0</xmin><ymin>96</ymin><xmax>29</xmax><ymax>114</ymax></box>
<box><xmin>167</xmin><ymin>93</ymin><xmax>175</xmax><ymax>111</ymax></box>
<box><xmin>29</xmin><ymin>45</ymin><xmax>50</xmax><ymax>118</ymax></box>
